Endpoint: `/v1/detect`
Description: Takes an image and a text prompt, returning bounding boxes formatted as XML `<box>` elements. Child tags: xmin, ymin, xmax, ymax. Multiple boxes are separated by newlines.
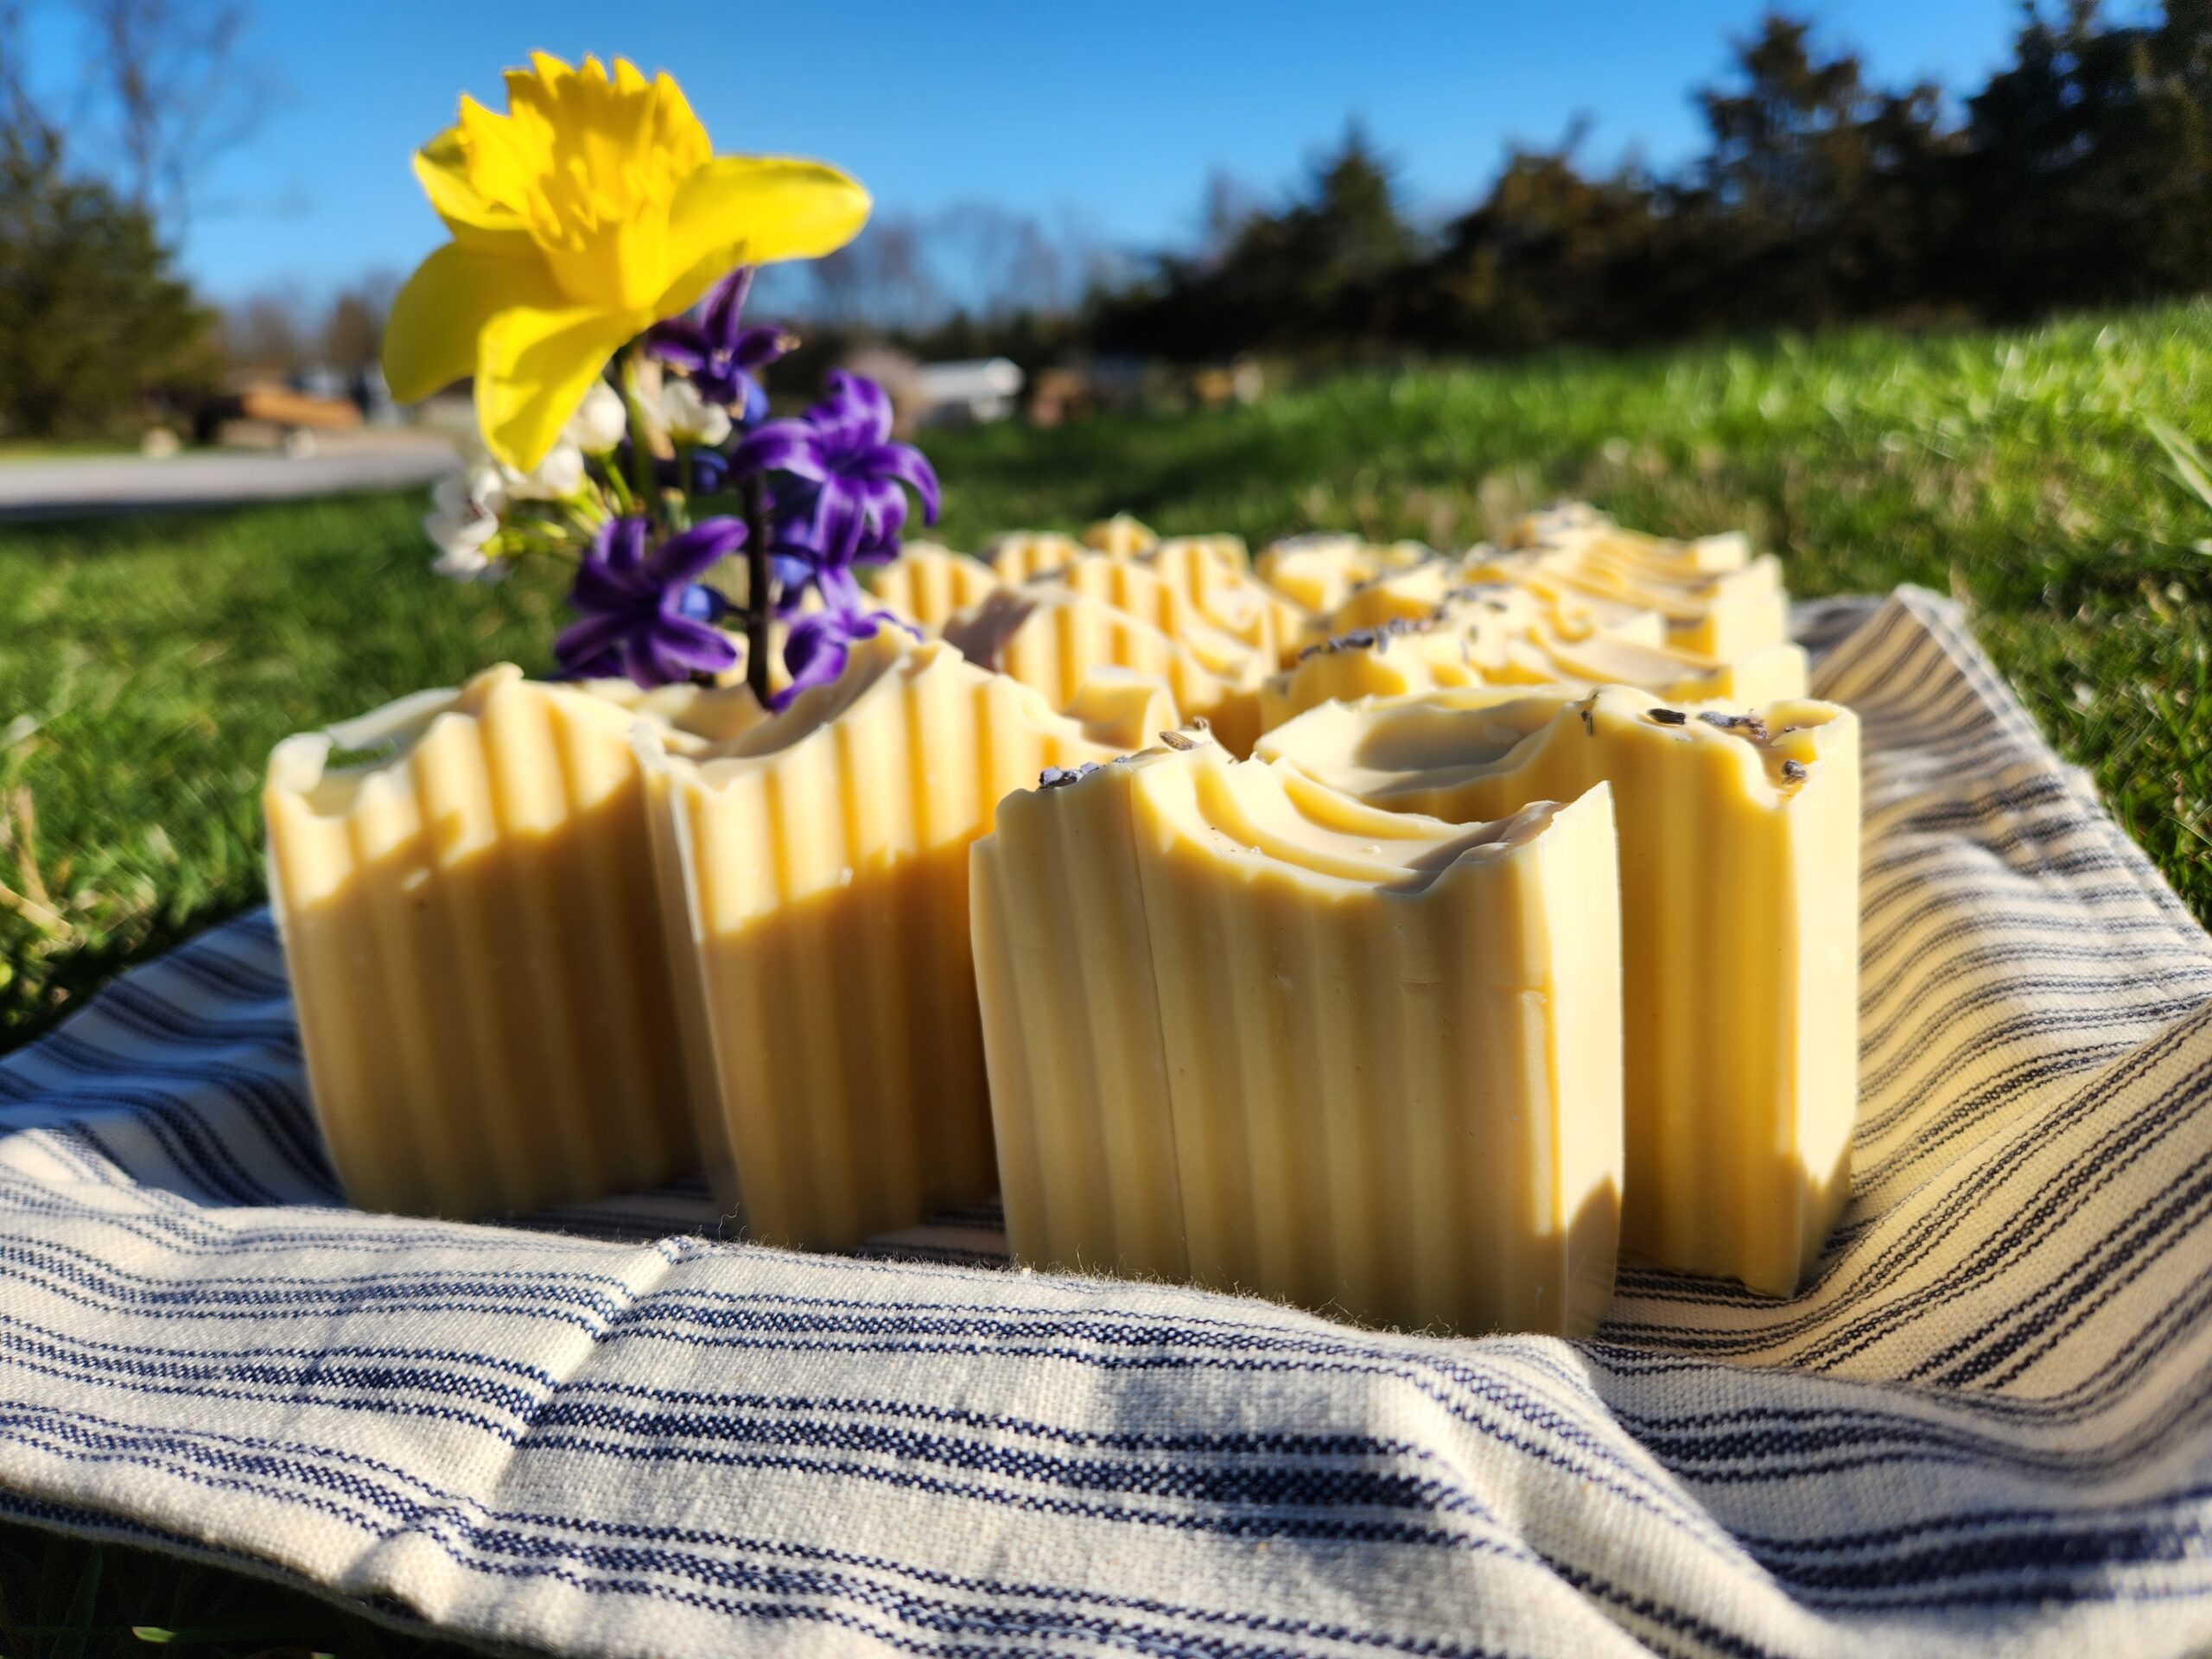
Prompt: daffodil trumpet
<box><xmin>382</xmin><ymin>52</ymin><xmax>870</xmax><ymax>474</ymax></box>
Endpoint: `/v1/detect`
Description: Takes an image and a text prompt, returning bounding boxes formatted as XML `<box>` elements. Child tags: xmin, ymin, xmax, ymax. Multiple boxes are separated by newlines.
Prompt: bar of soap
<box><xmin>867</xmin><ymin>542</ymin><xmax>1005</xmax><ymax>632</ymax></box>
<box><xmin>1254</xmin><ymin>533</ymin><xmax>1432</xmax><ymax>615</ymax></box>
<box><xmin>972</xmin><ymin>736</ymin><xmax>1624</xmax><ymax>1337</ymax></box>
<box><xmin>1081</xmin><ymin>512</ymin><xmax>1160</xmax><ymax>557</ymax></box>
<box><xmin>982</xmin><ymin>530</ymin><xmax>1085</xmax><ymax>583</ymax></box>
<box><xmin>970</xmin><ymin>745</ymin><xmax>1192</xmax><ymax>1285</ymax></box>
<box><xmin>943</xmin><ymin>584</ymin><xmax>1266</xmax><ymax>756</ymax></box>
<box><xmin>1503</xmin><ymin>501</ymin><xmax>1753</xmax><ymax>576</ymax></box>
<box><xmin>1332</xmin><ymin>562</ymin><xmax>1670</xmax><ymax>648</ymax></box>
<box><xmin>1258</xmin><ymin>684</ymin><xmax>1859</xmax><ymax>1296</ymax></box>
<box><xmin>634</xmin><ymin>632</ymin><xmax>1162</xmax><ymax>1252</ymax></box>
<box><xmin>1048</xmin><ymin>550</ymin><xmax>1296</xmax><ymax>666</ymax></box>
<box><xmin>264</xmin><ymin>665</ymin><xmax>761</xmax><ymax>1218</ymax></box>
<box><xmin>1260</xmin><ymin>603</ymin><xmax>1809</xmax><ymax>734</ymax></box>
<box><xmin>1465</xmin><ymin>544</ymin><xmax>1789</xmax><ymax>663</ymax></box>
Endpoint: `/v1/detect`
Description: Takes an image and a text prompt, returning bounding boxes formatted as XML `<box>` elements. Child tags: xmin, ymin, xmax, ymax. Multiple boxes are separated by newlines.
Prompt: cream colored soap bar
<box><xmin>983</xmin><ymin>530</ymin><xmax>1085</xmax><ymax>583</ymax></box>
<box><xmin>1259</xmin><ymin>606</ymin><xmax>1809</xmax><ymax>734</ymax></box>
<box><xmin>636</xmin><ymin>632</ymin><xmax>1160</xmax><ymax>1252</ymax></box>
<box><xmin>971</xmin><ymin>746</ymin><xmax>1192</xmax><ymax>1284</ymax></box>
<box><xmin>943</xmin><ymin>585</ymin><xmax>1264</xmax><ymax>756</ymax></box>
<box><xmin>1082</xmin><ymin>512</ymin><xmax>1160</xmax><ymax>557</ymax></box>
<box><xmin>1259</xmin><ymin>685</ymin><xmax>1859</xmax><ymax>1296</ymax></box>
<box><xmin>1254</xmin><ymin>534</ymin><xmax>1432</xmax><ymax>615</ymax></box>
<box><xmin>973</xmin><ymin>737</ymin><xmax>1624</xmax><ymax>1337</ymax></box>
<box><xmin>264</xmin><ymin>665</ymin><xmax>762</xmax><ymax>1219</ymax></box>
<box><xmin>868</xmin><ymin>542</ymin><xmax>1005</xmax><ymax>632</ymax></box>
<box><xmin>1465</xmin><ymin>544</ymin><xmax>1790</xmax><ymax>663</ymax></box>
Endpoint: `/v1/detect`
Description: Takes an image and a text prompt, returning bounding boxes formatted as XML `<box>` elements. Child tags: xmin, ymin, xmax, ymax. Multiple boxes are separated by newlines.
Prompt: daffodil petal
<box><xmin>651</xmin><ymin>238</ymin><xmax>753</xmax><ymax>323</ymax></box>
<box><xmin>412</xmin><ymin>130</ymin><xmax>536</xmax><ymax>257</ymax></box>
<box><xmin>458</xmin><ymin>92</ymin><xmax>543</xmax><ymax>217</ymax></box>
<box><xmin>474</xmin><ymin>302</ymin><xmax>642</xmax><ymax>473</ymax></box>
<box><xmin>383</xmin><ymin>243</ymin><xmax>565</xmax><ymax>404</ymax></box>
<box><xmin>665</xmin><ymin>156</ymin><xmax>870</xmax><ymax>279</ymax></box>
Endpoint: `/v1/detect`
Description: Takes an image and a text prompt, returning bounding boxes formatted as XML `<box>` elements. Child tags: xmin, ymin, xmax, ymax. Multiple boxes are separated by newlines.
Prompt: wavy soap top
<box><xmin>635</xmin><ymin>632</ymin><xmax>1141</xmax><ymax>784</ymax></box>
<box><xmin>266</xmin><ymin>663</ymin><xmax>762</xmax><ymax>818</ymax></box>
<box><xmin>1256</xmin><ymin>683</ymin><xmax>1856</xmax><ymax>812</ymax></box>
<box><xmin>1007</xmin><ymin>733</ymin><xmax>1599</xmax><ymax>903</ymax></box>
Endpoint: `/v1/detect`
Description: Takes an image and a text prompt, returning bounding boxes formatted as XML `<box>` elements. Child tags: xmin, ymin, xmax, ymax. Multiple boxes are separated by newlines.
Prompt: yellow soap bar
<box><xmin>867</xmin><ymin>542</ymin><xmax>1005</xmax><ymax>632</ymax></box>
<box><xmin>264</xmin><ymin>666</ymin><xmax>761</xmax><ymax>1218</ymax></box>
<box><xmin>1259</xmin><ymin>684</ymin><xmax>1859</xmax><ymax>1296</ymax></box>
<box><xmin>635</xmin><ymin>632</ymin><xmax>1159</xmax><ymax>1252</ymax></box>
<box><xmin>1503</xmin><ymin>502</ymin><xmax>1751</xmax><ymax>575</ymax></box>
<box><xmin>982</xmin><ymin>530</ymin><xmax>1084</xmax><ymax>584</ymax></box>
<box><xmin>943</xmin><ymin>585</ymin><xmax>1265</xmax><ymax>757</ymax></box>
<box><xmin>1254</xmin><ymin>534</ymin><xmax>1432</xmax><ymax>615</ymax></box>
<box><xmin>971</xmin><ymin>746</ymin><xmax>1192</xmax><ymax>1283</ymax></box>
<box><xmin>1259</xmin><ymin>605</ymin><xmax>1809</xmax><ymax>734</ymax></box>
<box><xmin>973</xmin><ymin>737</ymin><xmax>1624</xmax><ymax>1337</ymax></box>
<box><xmin>1465</xmin><ymin>544</ymin><xmax>1789</xmax><ymax>663</ymax></box>
<box><xmin>1081</xmin><ymin>512</ymin><xmax>1160</xmax><ymax>557</ymax></box>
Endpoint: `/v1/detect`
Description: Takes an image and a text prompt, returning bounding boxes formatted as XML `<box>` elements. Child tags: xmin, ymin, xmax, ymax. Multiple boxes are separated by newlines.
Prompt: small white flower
<box><xmin>658</xmin><ymin>377</ymin><xmax>732</xmax><ymax>447</ymax></box>
<box><xmin>424</xmin><ymin>467</ymin><xmax>506</xmax><ymax>582</ymax></box>
<box><xmin>424</xmin><ymin>505</ymin><xmax>499</xmax><ymax>580</ymax></box>
<box><xmin>503</xmin><ymin>440</ymin><xmax>586</xmax><ymax>501</ymax></box>
<box><xmin>564</xmin><ymin>380</ymin><xmax>628</xmax><ymax>454</ymax></box>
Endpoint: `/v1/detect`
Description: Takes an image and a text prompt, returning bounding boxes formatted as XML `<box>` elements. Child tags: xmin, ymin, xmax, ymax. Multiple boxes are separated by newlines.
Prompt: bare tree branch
<box><xmin>73</xmin><ymin>0</ymin><xmax>270</xmax><ymax>235</ymax></box>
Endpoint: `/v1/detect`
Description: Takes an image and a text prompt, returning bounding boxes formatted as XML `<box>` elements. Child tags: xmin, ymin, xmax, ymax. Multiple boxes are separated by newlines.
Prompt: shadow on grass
<box><xmin>0</xmin><ymin>1517</ymin><xmax>491</xmax><ymax>1658</ymax></box>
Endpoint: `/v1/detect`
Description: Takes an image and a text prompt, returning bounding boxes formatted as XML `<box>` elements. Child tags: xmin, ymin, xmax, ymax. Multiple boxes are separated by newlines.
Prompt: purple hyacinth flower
<box><xmin>731</xmin><ymin>371</ymin><xmax>941</xmax><ymax>567</ymax></box>
<box><xmin>554</xmin><ymin>515</ymin><xmax>745</xmax><ymax>690</ymax></box>
<box><xmin>645</xmin><ymin>268</ymin><xmax>792</xmax><ymax>419</ymax></box>
<box><xmin>774</xmin><ymin>601</ymin><xmax>918</xmax><ymax>712</ymax></box>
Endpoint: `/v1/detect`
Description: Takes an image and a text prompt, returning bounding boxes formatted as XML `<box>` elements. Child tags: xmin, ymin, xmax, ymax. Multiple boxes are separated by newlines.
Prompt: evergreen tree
<box><xmin>0</xmin><ymin>118</ymin><xmax>213</xmax><ymax>438</ymax></box>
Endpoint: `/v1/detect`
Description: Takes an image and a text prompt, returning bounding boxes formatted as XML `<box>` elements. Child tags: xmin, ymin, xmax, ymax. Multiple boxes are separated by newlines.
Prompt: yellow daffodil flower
<box><xmin>382</xmin><ymin>54</ymin><xmax>869</xmax><ymax>470</ymax></box>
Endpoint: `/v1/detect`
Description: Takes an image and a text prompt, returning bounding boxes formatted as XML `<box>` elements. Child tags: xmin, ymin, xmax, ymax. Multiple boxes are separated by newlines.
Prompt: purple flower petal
<box><xmin>676</xmin><ymin>583</ymin><xmax>733</xmax><ymax>623</ymax></box>
<box><xmin>815</xmin><ymin>565</ymin><xmax>865</xmax><ymax>614</ymax></box>
<box><xmin>732</xmin><ymin>421</ymin><xmax>827</xmax><ymax>481</ymax></box>
<box><xmin>554</xmin><ymin>612</ymin><xmax>637</xmax><ymax>674</ymax></box>
<box><xmin>651</xmin><ymin>612</ymin><xmax>742</xmax><ymax>674</ymax></box>
<box><xmin>595</xmin><ymin>516</ymin><xmax>650</xmax><ymax>582</ymax></box>
<box><xmin>731</xmin><ymin>325</ymin><xmax>794</xmax><ymax>374</ymax></box>
<box><xmin>854</xmin><ymin>442</ymin><xmax>941</xmax><ymax>524</ymax></box>
<box><xmin>702</xmin><ymin>267</ymin><xmax>753</xmax><ymax>346</ymax></box>
<box><xmin>644</xmin><ymin>321</ymin><xmax>709</xmax><ymax>374</ymax></box>
<box><xmin>648</xmin><ymin>516</ymin><xmax>747</xmax><ymax>587</ymax></box>
<box><xmin>570</xmin><ymin>560</ymin><xmax>645</xmax><ymax>615</ymax></box>
<box><xmin>810</xmin><ymin>485</ymin><xmax>868</xmax><ymax>566</ymax></box>
<box><xmin>819</xmin><ymin>370</ymin><xmax>893</xmax><ymax>446</ymax></box>
<box><xmin>775</xmin><ymin>613</ymin><xmax>851</xmax><ymax>709</ymax></box>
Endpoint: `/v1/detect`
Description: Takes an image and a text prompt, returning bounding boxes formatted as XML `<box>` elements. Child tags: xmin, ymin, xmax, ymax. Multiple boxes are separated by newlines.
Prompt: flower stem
<box><xmin>617</xmin><ymin>348</ymin><xmax>657</xmax><ymax>521</ymax></box>
<box><xmin>743</xmin><ymin>474</ymin><xmax>773</xmax><ymax>704</ymax></box>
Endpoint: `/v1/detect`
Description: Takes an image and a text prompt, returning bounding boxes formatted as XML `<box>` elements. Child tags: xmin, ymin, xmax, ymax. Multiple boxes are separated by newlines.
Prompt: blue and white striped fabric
<box><xmin>3</xmin><ymin>585</ymin><xmax>2209</xmax><ymax>1658</ymax></box>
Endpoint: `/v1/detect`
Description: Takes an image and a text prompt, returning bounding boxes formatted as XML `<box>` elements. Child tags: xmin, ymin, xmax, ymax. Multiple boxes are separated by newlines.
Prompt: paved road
<box><xmin>0</xmin><ymin>444</ymin><xmax>461</xmax><ymax>522</ymax></box>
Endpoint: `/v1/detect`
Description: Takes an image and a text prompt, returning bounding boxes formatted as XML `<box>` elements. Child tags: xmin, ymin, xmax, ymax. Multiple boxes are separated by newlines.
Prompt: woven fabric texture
<box><xmin>1</xmin><ymin>586</ymin><xmax>2209</xmax><ymax>1658</ymax></box>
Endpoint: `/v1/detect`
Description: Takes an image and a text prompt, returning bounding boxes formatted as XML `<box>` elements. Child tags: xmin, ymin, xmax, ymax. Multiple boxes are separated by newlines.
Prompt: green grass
<box><xmin>0</xmin><ymin>439</ymin><xmax>142</xmax><ymax>462</ymax></box>
<box><xmin>0</xmin><ymin>1522</ymin><xmax>459</xmax><ymax>1657</ymax></box>
<box><xmin>0</xmin><ymin>302</ymin><xmax>2209</xmax><ymax>1650</ymax></box>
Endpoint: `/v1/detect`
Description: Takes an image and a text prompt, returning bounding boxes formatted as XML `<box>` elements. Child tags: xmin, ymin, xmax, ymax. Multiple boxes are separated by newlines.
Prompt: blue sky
<box><xmin>29</xmin><ymin>0</ymin><xmax>2046</xmax><ymax>301</ymax></box>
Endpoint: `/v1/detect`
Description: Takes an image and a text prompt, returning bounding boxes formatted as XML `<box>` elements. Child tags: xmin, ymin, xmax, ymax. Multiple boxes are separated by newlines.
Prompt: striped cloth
<box><xmin>2</xmin><ymin>585</ymin><xmax>2209</xmax><ymax>1658</ymax></box>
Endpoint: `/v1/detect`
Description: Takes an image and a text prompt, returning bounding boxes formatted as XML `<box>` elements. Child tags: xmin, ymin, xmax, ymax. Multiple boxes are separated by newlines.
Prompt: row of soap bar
<box><xmin>868</xmin><ymin>505</ymin><xmax>1808</xmax><ymax>760</ymax></box>
<box><xmin>266</xmin><ymin>640</ymin><xmax>1166</xmax><ymax>1234</ymax></box>
<box><xmin>264</xmin><ymin>509</ymin><xmax>1857</xmax><ymax>1332</ymax></box>
<box><xmin>971</xmin><ymin>682</ymin><xmax>1857</xmax><ymax>1324</ymax></box>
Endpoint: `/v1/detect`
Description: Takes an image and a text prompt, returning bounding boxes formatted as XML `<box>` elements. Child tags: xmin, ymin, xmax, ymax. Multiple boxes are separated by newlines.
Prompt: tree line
<box><xmin>914</xmin><ymin>3</ymin><xmax>2212</xmax><ymax>368</ymax></box>
<box><xmin>10</xmin><ymin>2</ymin><xmax>2212</xmax><ymax>440</ymax></box>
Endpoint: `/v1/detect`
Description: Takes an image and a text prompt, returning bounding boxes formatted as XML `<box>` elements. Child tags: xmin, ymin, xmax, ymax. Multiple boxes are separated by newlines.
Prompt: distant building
<box><xmin>910</xmin><ymin>358</ymin><xmax>1025</xmax><ymax>427</ymax></box>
